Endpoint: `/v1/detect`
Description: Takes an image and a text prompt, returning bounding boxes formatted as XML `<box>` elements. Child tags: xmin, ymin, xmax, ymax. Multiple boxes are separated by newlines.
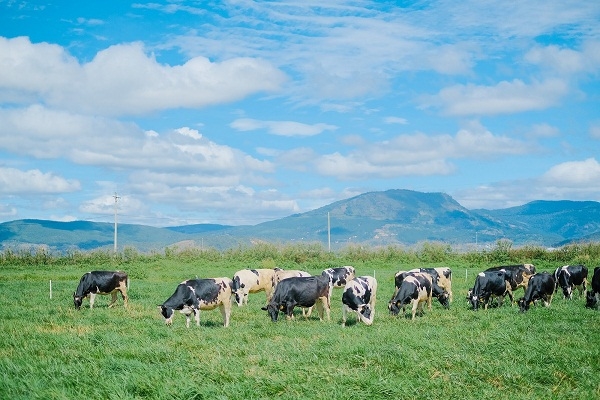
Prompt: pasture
<box><xmin>1</xmin><ymin>248</ymin><xmax>599</xmax><ymax>399</ymax></box>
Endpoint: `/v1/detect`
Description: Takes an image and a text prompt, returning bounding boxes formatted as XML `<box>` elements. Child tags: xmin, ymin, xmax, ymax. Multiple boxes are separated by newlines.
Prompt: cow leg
<box><xmin>108</xmin><ymin>292</ymin><xmax>118</xmax><ymax>308</ymax></box>
<box><xmin>411</xmin><ymin>299</ymin><xmax>418</xmax><ymax>320</ymax></box>
<box><xmin>220</xmin><ymin>303</ymin><xmax>230</xmax><ymax>328</ymax></box>
<box><xmin>323</xmin><ymin>295</ymin><xmax>331</xmax><ymax>321</ymax></box>
<box><xmin>341</xmin><ymin>305</ymin><xmax>348</xmax><ymax>327</ymax></box>
<box><xmin>285</xmin><ymin>303</ymin><xmax>295</xmax><ymax>320</ymax></box>
<box><xmin>302</xmin><ymin>306</ymin><xmax>313</xmax><ymax>318</ymax></box>
<box><xmin>120</xmin><ymin>285</ymin><xmax>129</xmax><ymax>308</ymax></box>
<box><xmin>122</xmin><ymin>290</ymin><xmax>129</xmax><ymax>307</ymax></box>
<box><xmin>315</xmin><ymin>299</ymin><xmax>325</xmax><ymax>321</ymax></box>
<box><xmin>89</xmin><ymin>293</ymin><xmax>96</xmax><ymax>309</ymax></box>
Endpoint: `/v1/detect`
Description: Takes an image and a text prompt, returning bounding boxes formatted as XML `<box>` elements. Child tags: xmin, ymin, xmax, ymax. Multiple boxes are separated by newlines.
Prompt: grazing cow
<box><xmin>268</xmin><ymin>269</ymin><xmax>311</xmax><ymax>301</ymax></box>
<box><xmin>73</xmin><ymin>270</ymin><xmax>129</xmax><ymax>310</ymax></box>
<box><xmin>518</xmin><ymin>272</ymin><xmax>555</xmax><ymax>312</ymax></box>
<box><xmin>231</xmin><ymin>268</ymin><xmax>280</xmax><ymax>306</ymax></box>
<box><xmin>393</xmin><ymin>269</ymin><xmax>450</xmax><ymax>309</ymax></box>
<box><xmin>485</xmin><ymin>264</ymin><xmax>535</xmax><ymax>302</ymax></box>
<box><xmin>341</xmin><ymin>276</ymin><xmax>377</xmax><ymax>326</ymax></box>
<box><xmin>468</xmin><ymin>271</ymin><xmax>511</xmax><ymax>311</ymax></box>
<box><xmin>159</xmin><ymin>278</ymin><xmax>233</xmax><ymax>328</ymax></box>
<box><xmin>262</xmin><ymin>275</ymin><xmax>331</xmax><ymax>322</ymax></box>
<box><xmin>554</xmin><ymin>265</ymin><xmax>588</xmax><ymax>299</ymax></box>
<box><xmin>388</xmin><ymin>273</ymin><xmax>432</xmax><ymax>320</ymax></box>
<box><xmin>585</xmin><ymin>267</ymin><xmax>600</xmax><ymax>309</ymax></box>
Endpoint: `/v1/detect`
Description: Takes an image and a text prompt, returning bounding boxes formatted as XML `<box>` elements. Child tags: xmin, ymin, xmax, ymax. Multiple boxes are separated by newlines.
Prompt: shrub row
<box><xmin>1</xmin><ymin>240</ymin><xmax>600</xmax><ymax>268</ymax></box>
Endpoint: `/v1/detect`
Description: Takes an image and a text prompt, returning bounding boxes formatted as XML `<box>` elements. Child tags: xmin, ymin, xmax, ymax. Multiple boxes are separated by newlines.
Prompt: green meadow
<box><xmin>0</xmin><ymin>243</ymin><xmax>599</xmax><ymax>399</ymax></box>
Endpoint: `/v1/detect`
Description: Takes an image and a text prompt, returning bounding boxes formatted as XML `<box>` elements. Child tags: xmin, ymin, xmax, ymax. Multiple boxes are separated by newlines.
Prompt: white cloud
<box><xmin>455</xmin><ymin>158</ymin><xmax>600</xmax><ymax>209</ymax></box>
<box><xmin>0</xmin><ymin>167</ymin><xmax>81</xmax><ymax>194</ymax></box>
<box><xmin>0</xmin><ymin>204</ymin><xmax>17</xmax><ymax>218</ymax></box>
<box><xmin>528</xmin><ymin>123</ymin><xmax>560</xmax><ymax>138</ymax></box>
<box><xmin>0</xmin><ymin>106</ymin><xmax>273</xmax><ymax>176</ymax></box>
<box><xmin>422</xmin><ymin>79</ymin><xmax>569</xmax><ymax>116</ymax></box>
<box><xmin>312</xmin><ymin>124</ymin><xmax>531</xmax><ymax>180</ymax></box>
<box><xmin>80</xmin><ymin>194</ymin><xmax>147</xmax><ymax>216</ymax></box>
<box><xmin>384</xmin><ymin>116</ymin><xmax>408</xmax><ymax>125</ymax></box>
<box><xmin>541</xmin><ymin>158</ymin><xmax>600</xmax><ymax>186</ymax></box>
<box><xmin>525</xmin><ymin>41</ymin><xmax>600</xmax><ymax>75</ymax></box>
<box><xmin>0</xmin><ymin>37</ymin><xmax>286</xmax><ymax>116</ymax></box>
<box><xmin>230</xmin><ymin>118</ymin><xmax>337</xmax><ymax>137</ymax></box>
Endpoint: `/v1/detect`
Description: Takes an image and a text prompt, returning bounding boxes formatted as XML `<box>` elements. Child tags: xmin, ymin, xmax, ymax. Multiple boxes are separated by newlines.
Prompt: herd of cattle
<box><xmin>72</xmin><ymin>263</ymin><xmax>600</xmax><ymax>327</ymax></box>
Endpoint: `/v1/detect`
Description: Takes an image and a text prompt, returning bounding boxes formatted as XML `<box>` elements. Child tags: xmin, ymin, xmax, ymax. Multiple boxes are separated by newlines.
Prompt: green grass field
<box><xmin>1</xmin><ymin>257</ymin><xmax>599</xmax><ymax>399</ymax></box>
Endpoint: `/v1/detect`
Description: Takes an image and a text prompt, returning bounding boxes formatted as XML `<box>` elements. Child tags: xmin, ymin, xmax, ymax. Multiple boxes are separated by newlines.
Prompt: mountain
<box><xmin>1</xmin><ymin>190</ymin><xmax>599</xmax><ymax>252</ymax></box>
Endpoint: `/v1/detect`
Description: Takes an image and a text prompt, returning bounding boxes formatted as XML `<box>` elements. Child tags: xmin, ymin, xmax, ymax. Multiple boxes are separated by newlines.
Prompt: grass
<box><xmin>0</xmin><ymin>258</ymin><xmax>599</xmax><ymax>399</ymax></box>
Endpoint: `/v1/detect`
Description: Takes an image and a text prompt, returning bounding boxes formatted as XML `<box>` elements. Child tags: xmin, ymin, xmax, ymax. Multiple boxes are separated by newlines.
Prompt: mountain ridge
<box><xmin>1</xmin><ymin>189</ymin><xmax>599</xmax><ymax>252</ymax></box>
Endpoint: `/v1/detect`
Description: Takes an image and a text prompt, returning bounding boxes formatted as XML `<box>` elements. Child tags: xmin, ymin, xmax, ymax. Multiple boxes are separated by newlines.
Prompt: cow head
<box><xmin>517</xmin><ymin>297</ymin><xmax>529</xmax><ymax>312</ymax></box>
<box><xmin>437</xmin><ymin>291</ymin><xmax>450</xmax><ymax>309</ymax></box>
<box><xmin>158</xmin><ymin>305</ymin><xmax>175</xmax><ymax>325</ymax></box>
<box><xmin>73</xmin><ymin>292</ymin><xmax>83</xmax><ymax>310</ymax></box>
<box><xmin>357</xmin><ymin>304</ymin><xmax>374</xmax><ymax>325</ymax></box>
<box><xmin>586</xmin><ymin>291</ymin><xmax>598</xmax><ymax>309</ymax></box>
<box><xmin>261</xmin><ymin>303</ymin><xmax>281</xmax><ymax>322</ymax></box>
<box><xmin>388</xmin><ymin>301</ymin><xmax>399</xmax><ymax>315</ymax></box>
<box><xmin>561</xmin><ymin>285</ymin><xmax>573</xmax><ymax>299</ymax></box>
<box><xmin>469</xmin><ymin>294</ymin><xmax>480</xmax><ymax>311</ymax></box>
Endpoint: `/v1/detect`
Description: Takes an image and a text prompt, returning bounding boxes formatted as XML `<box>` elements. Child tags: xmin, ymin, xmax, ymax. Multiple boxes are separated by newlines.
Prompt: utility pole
<box><xmin>327</xmin><ymin>212</ymin><xmax>331</xmax><ymax>252</ymax></box>
<box><xmin>113</xmin><ymin>192</ymin><xmax>120</xmax><ymax>254</ymax></box>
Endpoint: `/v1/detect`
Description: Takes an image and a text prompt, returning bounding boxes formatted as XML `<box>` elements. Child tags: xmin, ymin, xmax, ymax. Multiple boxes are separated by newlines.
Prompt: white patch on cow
<box><xmin>478</xmin><ymin>272</ymin><xmax>485</xmax><ymax>277</ymax></box>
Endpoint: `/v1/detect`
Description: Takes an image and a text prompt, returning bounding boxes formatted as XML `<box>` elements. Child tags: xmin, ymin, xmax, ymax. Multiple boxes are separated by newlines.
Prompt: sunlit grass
<box><xmin>0</xmin><ymin>256</ymin><xmax>599</xmax><ymax>399</ymax></box>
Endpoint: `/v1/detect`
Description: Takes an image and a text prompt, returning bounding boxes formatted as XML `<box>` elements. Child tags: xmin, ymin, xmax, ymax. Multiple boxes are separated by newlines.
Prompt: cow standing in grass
<box><xmin>388</xmin><ymin>273</ymin><xmax>433</xmax><ymax>320</ymax></box>
<box><xmin>518</xmin><ymin>272</ymin><xmax>555</xmax><ymax>312</ymax></box>
<box><xmin>262</xmin><ymin>275</ymin><xmax>331</xmax><ymax>322</ymax></box>
<box><xmin>73</xmin><ymin>270</ymin><xmax>129</xmax><ymax>310</ymax></box>
<box><xmin>159</xmin><ymin>278</ymin><xmax>233</xmax><ymax>328</ymax></box>
<box><xmin>468</xmin><ymin>271</ymin><xmax>511</xmax><ymax>311</ymax></box>
<box><xmin>341</xmin><ymin>276</ymin><xmax>377</xmax><ymax>326</ymax></box>
<box><xmin>585</xmin><ymin>267</ymin><xmax>600</xmax><ymax>309</ymax></box>
<box><xmin>393</xmin><ymin>269</ymin><xmax>450</xmax><ymax>309</ymax></box>
<box><xmin>554</xmin><ymin>265</ymin><xmax>588</xmax><ymax>299</ymax></box>
<box><xmin>231</xmin><ymin>268</ymin><xmax>280</xmax><ymax>306</ymax></box>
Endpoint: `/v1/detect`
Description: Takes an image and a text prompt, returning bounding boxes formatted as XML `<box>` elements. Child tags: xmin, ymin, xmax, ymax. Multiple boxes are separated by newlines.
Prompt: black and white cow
<box><xmin>585</xmin><ymin>267</ymin><xmax>600</xmax><ymax>309</ymax></box>
<box><xmin>262</xmin><ymin>275</ymin><xmax>331</xmax><ymax>322</ymax></box>
<box><xmin>485</xmin><ymin>264</ymin><xmax>535</xmax><ymax>302</ymax></box>
<box><xmin>518</xmin><ymin>272</ymin><xmax>555</xmax><ymax>312</ymax></box>
<box><xmin>73</xmin><ymin>270</ymin><xmax>129</xmax><ymax>310</ymax></box>
<box><xmin>159</xmin><ymin>278</ymin><xmax>233</xmax><ymax>328</ymax></box>
<box><xmin>393</xmin><ymin>269</ymin><xmax>450</xmax><ymax>309</ymax></box>
<box><xmin>388</xmin><ymin>272</ymin><xmax>433</xmax><ymax>320</ymax></box>
<box><xmin>268</xmin><ymin>269</ymin><xmax>311</xmax><ymax>301</ymax></box>
<box><xmin>322</xmin><ymin>266</ymin><xmax>356</xmax><ymax>291</ymax></box>
<box><xmin>231</xmin><ymin>268</ymin><xmax>280</xmax><ymax>306</ymax></box>
<box><xmin>468</xmin><ymin>271</ymin><xmax>511</xmax><ymax>311</ymax></box>
<box><xmin>341</xmin><ymin>276</ymin><xmax>377</xmax><ymax>326</ymax></box>
<box><xmin>554</xmin><ymin>265</ymin><xmax>588</xmax><ymax>299</ymax></box>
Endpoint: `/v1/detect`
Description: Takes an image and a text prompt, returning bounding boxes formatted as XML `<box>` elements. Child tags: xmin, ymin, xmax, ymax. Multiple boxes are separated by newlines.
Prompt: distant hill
<box><xmin>1</xmin><ymin>190</ymin><xmax>599</xmax><ymax>252</ymax></box>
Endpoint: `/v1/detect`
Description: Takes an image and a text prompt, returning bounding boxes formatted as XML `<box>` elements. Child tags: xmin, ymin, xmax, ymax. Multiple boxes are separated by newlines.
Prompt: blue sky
<box><xmin>1</xmin><ymin>0</ymin><xmax>599</xmax><ymax>227</ymax></box>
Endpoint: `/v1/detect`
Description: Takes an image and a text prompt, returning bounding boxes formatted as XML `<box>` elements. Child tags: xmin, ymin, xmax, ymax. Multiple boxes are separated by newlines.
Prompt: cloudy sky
<box><xmin>1</xmin><ymin>1</ymin><xmax>599</xmax><ymax>227</ymax></box>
